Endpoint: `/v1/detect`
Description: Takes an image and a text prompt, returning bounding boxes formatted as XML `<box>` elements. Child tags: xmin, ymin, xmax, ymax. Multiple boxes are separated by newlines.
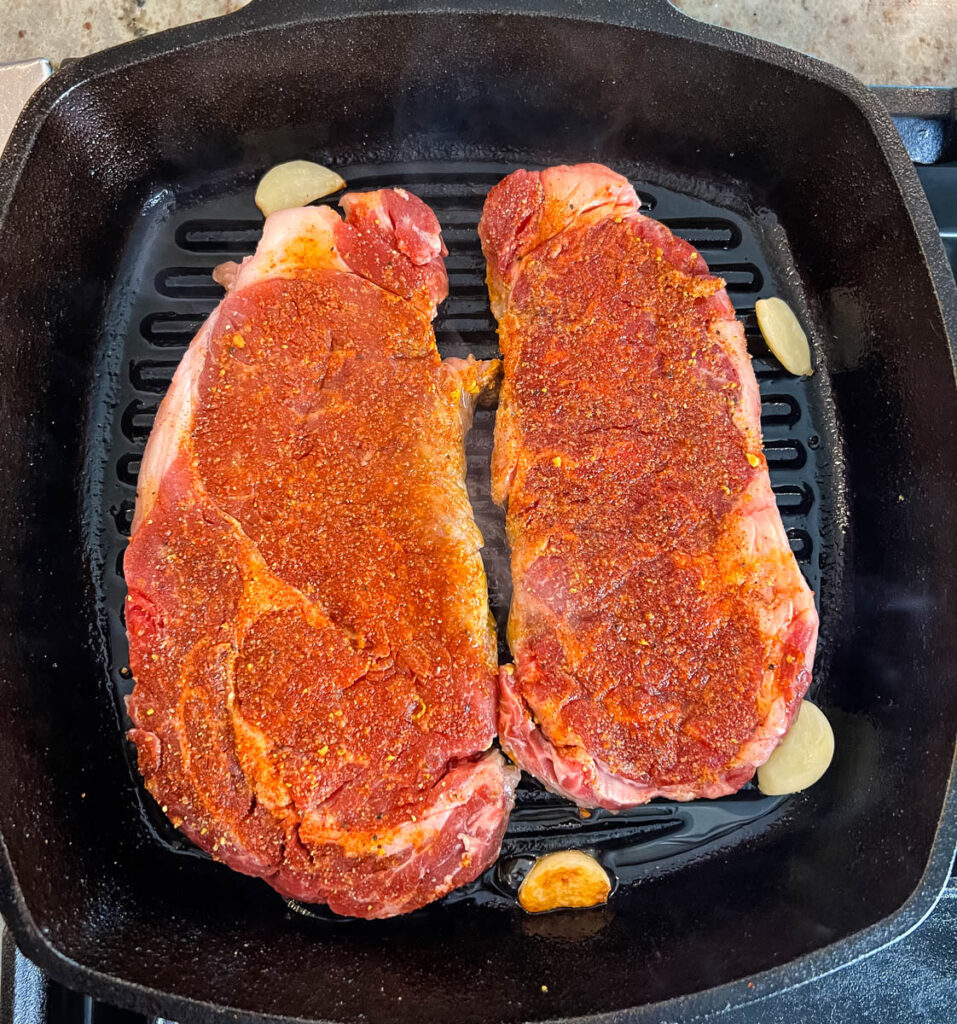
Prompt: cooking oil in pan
<box><xmin>284</xmin><ymin>783</ymin><xmax>789</xmax><ymax>921</ymax></box>
<box><xmin>94</xmin><ymin>158</ymin><xmax>834</xmax><ymax>922</ymax></box>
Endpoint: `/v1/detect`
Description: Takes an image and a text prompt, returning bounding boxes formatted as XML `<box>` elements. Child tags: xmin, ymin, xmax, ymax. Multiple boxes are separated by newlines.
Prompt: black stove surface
<box><xmin>1</xmin><ymin>86</ymin><xmax>955</xmax><ymax>1024</ymax></box>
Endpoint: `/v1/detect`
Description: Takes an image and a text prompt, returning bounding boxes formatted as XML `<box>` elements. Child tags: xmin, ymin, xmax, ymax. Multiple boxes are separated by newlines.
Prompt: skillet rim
<box><xmin>0</xmin><ymin>2</ymin><xmax>955</xmax><ymax>1021</ymax></box>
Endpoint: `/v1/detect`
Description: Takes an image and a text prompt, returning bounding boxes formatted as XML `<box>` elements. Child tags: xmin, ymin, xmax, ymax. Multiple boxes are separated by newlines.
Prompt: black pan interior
<box><xmin>0</xmin><ymin>7</ymin><xmax>955</xmax><ymax>1024</ymax></box>
<box><xmin>97</xmin><ymin>161</ymin><xmax>835</xmax><ymax>914</ymax></box>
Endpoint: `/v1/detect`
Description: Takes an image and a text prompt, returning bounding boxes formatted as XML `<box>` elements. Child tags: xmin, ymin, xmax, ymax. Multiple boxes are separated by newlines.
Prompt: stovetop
<box><xmin>0</xmin><ymin>82</ymin><xmax>954</xmax><ymax>1024</ymax></box>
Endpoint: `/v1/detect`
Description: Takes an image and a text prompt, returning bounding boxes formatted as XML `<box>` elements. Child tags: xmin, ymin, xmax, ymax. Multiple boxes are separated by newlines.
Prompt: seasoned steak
<box><xmin>479</xmin><ymin>164</ymin><xmax>818</xmax><ymax>808</ymax></box>
<box><xmin>125</xmin><ymin>189</ymin><xmax>518</xmax><ymax>918</ymax></box>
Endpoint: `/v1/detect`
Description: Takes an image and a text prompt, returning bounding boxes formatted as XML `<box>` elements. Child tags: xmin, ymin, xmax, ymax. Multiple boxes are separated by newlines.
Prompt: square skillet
<box><xmin>0</xmin><ymin>1</ymin><xmax>955</xmax><ymax>1021</ymax></box>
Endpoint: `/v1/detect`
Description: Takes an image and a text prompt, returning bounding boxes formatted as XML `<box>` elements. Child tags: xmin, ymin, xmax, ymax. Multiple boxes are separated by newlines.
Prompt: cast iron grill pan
<box><xmin>3</xmin><ymin>2</ymin><xmax>956</xmax><ymax>1019</ymax></box>
<box><xmin>96</xmin><ymin>160</ymin><xmax>836</xmax><ymax>916</ymax></box>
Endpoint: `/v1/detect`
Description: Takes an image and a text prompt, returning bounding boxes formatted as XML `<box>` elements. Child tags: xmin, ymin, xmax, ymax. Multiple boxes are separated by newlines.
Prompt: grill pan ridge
<box><xmin>0</xmin><ymin>2</ymin><xmax>955</xmax><ymax>1022</ymax></box>
<box><xmin>99</xmin><ymin>162</ymin><xmax>839</xmax><ymax>909</ymax></box>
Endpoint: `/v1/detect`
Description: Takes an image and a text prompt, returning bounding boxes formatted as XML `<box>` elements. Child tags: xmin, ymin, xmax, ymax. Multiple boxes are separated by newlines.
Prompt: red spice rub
<box><xmin>125</xmin><ymin>192</ymin><xmax>517</xmax><ymax>917</ymax></box>
<box><xmin>480</xmin><ymin>164</ymin><xmax>818</xmax><ymax>807</ymax></box>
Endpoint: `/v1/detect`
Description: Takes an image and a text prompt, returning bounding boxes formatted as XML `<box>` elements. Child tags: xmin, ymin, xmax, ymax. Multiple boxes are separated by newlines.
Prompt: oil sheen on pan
<box><xmin>124</xmin><ymin>189</ymin><xmax>519</xmax><ymax>919</ymax></box>
<box><xmin>479</xmin><ymin>163</ymin><xmax>819</xmax><ymax>809</ymax></box>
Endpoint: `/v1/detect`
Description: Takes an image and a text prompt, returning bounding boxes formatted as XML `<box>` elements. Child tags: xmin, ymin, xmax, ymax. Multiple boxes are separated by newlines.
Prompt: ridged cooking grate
<box><xmin>98</xmin><ymin>162</ymin><xmax>829</xmax><ymax>909</ymax></box>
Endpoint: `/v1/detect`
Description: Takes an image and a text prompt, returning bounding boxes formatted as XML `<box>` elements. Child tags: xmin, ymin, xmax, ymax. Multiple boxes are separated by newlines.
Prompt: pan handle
<box><xmin>227</xmin><ymin>0</ymin><xmax>697</xmax><ymax>33</ymax></box>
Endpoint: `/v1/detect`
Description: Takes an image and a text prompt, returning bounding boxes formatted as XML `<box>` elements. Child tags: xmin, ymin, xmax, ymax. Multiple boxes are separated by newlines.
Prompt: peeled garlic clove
<box><xmin>755</xmin><ymin>297</ymin><xmax>813</xmax><ymax>376</ymax></box>
<box><xmin>757</xmin><ymin>700</ymin><xmax>834</xmax><ymax>796</ymax></box>
<box><xmin>255</xmin><ymin>160</ymin><xmax>346</xmax><ymax>218</ymax></box>
<box><xmin>518</xmin><ymin>849</ymin><xmax>611</xmax><ymax>913</ymax></box>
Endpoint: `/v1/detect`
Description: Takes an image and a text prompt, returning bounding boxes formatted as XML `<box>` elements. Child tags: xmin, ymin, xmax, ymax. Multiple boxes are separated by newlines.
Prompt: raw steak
<box><xmin>125</xmin><ymin>189</ymin><xmax>518</xmax><ymax>918</ymax></box>
<box><xmin>479</xmin><ymin>163</ymin><xmax>819</xmax><ymax>808</ymax></box>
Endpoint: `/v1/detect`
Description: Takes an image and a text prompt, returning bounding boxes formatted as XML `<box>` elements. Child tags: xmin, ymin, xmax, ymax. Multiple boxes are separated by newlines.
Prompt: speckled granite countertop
<box><xmin>1</xmin><ymin>0</ymin><xmax>955</xmax><ymax>85</ymax></box>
